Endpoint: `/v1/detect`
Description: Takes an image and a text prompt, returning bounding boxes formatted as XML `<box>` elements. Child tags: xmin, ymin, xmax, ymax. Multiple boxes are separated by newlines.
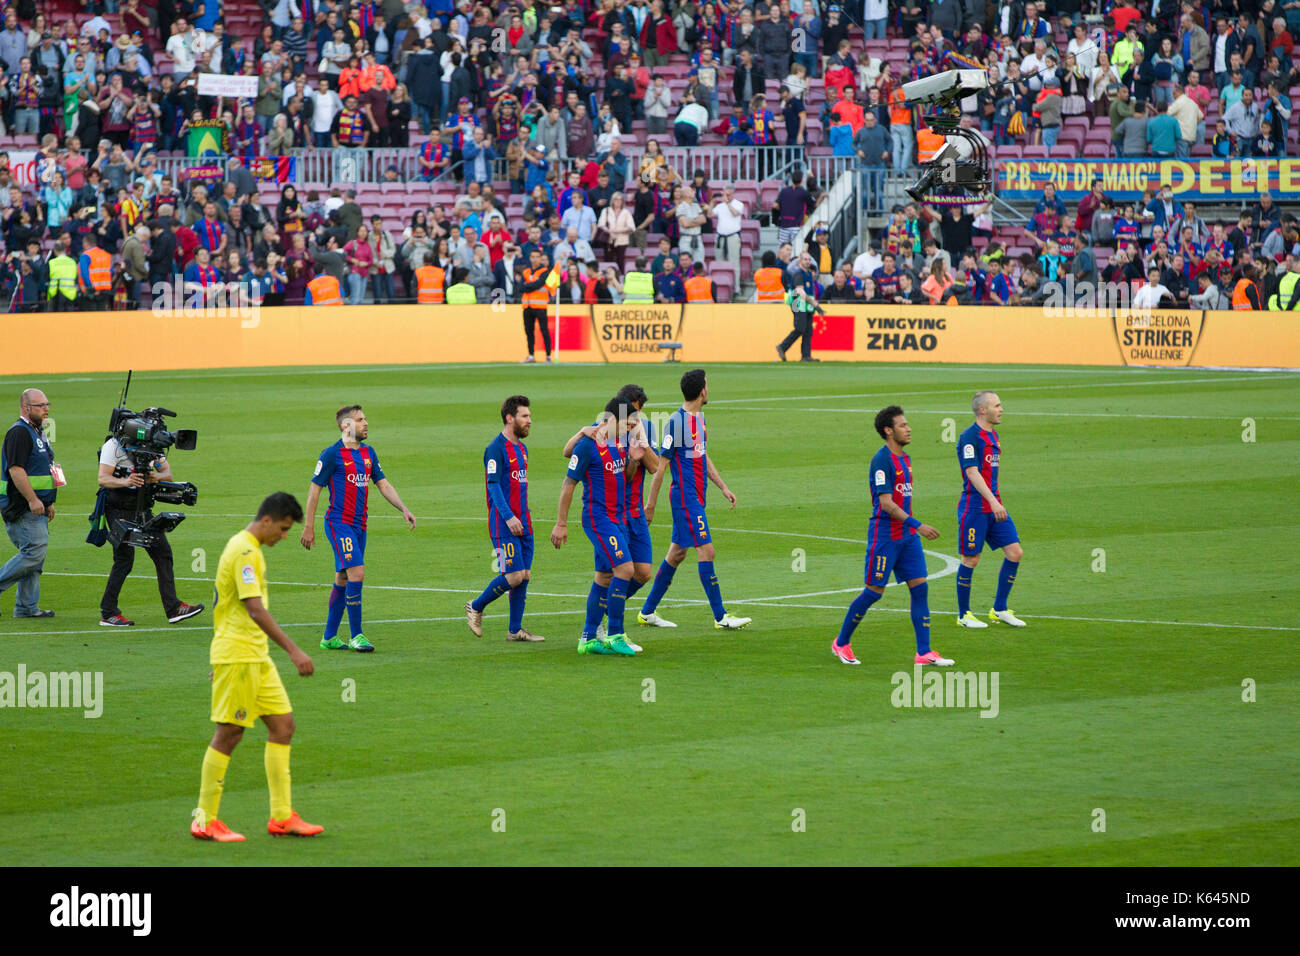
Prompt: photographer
<box><xmin>97</xmin><ymin>433</ymin><xmax>203</xmax><ymax>627</ymax></box>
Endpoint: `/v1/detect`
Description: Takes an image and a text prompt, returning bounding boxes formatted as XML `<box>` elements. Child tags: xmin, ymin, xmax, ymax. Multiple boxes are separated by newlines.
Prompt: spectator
<box><xmin>653</xmin><ymin>254</ymin><xmax>685</xmax><ymax>303</ymax></box>
<box><xmin>673</xmin><ymin>92</ymin><xmax>709</xmax><ymax>146</ymax></box>
<box><xmin>1118</xmin><ymin>100</ymin><xmax>1150</xmax><ymax>157</ymax></box>
<box><xmin>1146</xmin><ymin>101</ymin><xmax>1182</xmax><ymax>157</ymax></box>
<box><xmin>644</xmin><ymin>75</ymin><xmax>672</xmax><ymax>135</ymax></box>
<box><xmin>1223</xmin><ymin>87</ymin><xmax>1262</xmax><ymax>152</ymax></box>
<box><xmin>596</xmin><ymin>191</ymin><xmax>635</xmax><ymax>258</ymax></box>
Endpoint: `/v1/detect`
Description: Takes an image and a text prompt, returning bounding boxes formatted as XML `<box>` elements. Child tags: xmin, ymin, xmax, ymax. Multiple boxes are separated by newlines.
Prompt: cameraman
<box><xmin>97</xmin><ymin>434</ymin><xmax>204</xmax><ymax>627</ymax></box>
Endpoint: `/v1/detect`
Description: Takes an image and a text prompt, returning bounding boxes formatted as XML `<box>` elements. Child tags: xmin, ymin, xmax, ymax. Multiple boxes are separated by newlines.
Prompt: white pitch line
<box><xmin>779</xmin><ymin>407</ymin><xmax>1300</xmax><ymax>421</ymax></box>
<box><xmin>689</xmin><ymin>374</ymin><xmax>1298</xmax><ymax>407</ymax></box>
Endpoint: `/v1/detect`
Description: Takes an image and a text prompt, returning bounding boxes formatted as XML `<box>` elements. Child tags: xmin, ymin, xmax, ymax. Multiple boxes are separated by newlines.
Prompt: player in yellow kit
<box><xmin>191</xmin><ymin>492</ymin><xmax>323</xmax><ymax>842</ymax></box>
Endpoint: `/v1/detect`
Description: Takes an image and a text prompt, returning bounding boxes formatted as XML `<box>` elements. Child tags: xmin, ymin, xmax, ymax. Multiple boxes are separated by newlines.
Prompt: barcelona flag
<box><xmin>241</xmin><ymin>156</ymin><xmax>298</xmax><ymax>183</ymax></box>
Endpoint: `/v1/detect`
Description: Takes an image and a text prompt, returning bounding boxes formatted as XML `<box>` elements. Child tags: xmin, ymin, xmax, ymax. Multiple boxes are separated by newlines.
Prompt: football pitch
<box><xmin>1</xmin><ymin>361</ymin><xmax>1296</xmax><ymax>866</ymax></box>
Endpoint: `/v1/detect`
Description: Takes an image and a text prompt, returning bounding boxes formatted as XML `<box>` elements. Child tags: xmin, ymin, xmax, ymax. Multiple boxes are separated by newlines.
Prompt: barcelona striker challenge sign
<box><xmin>1112</xmin><ymin>310</ymin><xmax>1205</xmax><ymax>366</ymax></box>
<box><xmin>592</xmin><ymin>305</ymin><xmax>683</xmax><ymax>361</ymax></box>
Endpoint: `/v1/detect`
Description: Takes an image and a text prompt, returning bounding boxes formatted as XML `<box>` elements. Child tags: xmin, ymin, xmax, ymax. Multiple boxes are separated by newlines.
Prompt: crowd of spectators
<box><xmin>0</xmin><ymin>1</ymin><xmax>1297</xmax><ymax>310</ymax></box>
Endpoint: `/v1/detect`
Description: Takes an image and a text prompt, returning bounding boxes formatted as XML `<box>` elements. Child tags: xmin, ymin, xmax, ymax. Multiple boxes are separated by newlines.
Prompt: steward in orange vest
<box><xmin>917</xmin><ymin>127</ymin><xmax>945</xmax><ymax>164</ymax></box>
<box><xmin>416</xmin><ymin>264</ymin><xmax>446</xmax><ymax>303</ymax></box>
<box><xmin>685</xmin><ymin>266</ymin><xmax>715</xmax><ymax>302</ymax></box>
<box><xmin>1232</xmin><ymin>272</ymin><xmax>1261</xmax><ymax>310</ymax></box>
<box><xmin>753</xmin><ymin>251</ymin><xmax>786</xmax><ymax>302</ymax></box>
<box><xmin>77</xmin><ymin>235</ymin><xmax>113</xmax><ymax>311</ymax></box>
<box><xmin>307</xmin><ymin>274</ymin><xmax>343</xmax><ymax>306</ymax></box>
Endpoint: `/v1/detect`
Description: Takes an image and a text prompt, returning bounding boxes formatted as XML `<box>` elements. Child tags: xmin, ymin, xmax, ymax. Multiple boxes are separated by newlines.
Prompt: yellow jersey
<box><xmin>211</xmin><ymin>529</ymin><xmax>270</xmax><ymax>664</ymax></box>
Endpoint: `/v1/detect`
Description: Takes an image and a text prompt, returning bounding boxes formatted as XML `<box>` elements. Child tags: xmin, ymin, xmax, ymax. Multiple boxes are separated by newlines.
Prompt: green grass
<box><xmin>0</xmin><ymin>361</ymin><xmax>1296</xmax><ymax>865</ymax></box>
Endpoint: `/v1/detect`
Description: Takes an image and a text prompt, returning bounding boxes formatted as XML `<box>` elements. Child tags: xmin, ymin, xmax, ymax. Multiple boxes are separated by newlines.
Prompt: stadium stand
<box><xmin>1</xmin><ymin>1</ymin><xmax>1298</xmax><ymax>314</ymax></box>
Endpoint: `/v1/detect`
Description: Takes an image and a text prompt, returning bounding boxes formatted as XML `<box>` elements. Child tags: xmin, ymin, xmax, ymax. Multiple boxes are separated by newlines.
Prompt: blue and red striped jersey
<box><xmin>868</xmin><ymin>445</ymin><xmax>914</xmax><ymax>542</ymax></box>
<box><xmin>567</xmin><ymin>435</ymin><xmax>626</xmax><ymax>525</ymax></box>
<box><xmin>312</xmin><ymin>440</ymin><xmax>385</xmax><ymax>529</ymax></box>
<box><xmin>484</xmin><ymin>433</ymin><xmax>531</xmax><ymax>535</ymax></box>
<box><xmin>625</xmin><ymin>418</ymin><xmax>656</xmax><ymax>519</ymax></box>
<box><xmin>662</xmin><ymin>408</ymin><xmax>708</xmax><ymax>511</ymax></box>
<box><xmin>195</xmin><ymin>217</ymin><xmax>226</xmax><ymax>251</ymax></box>
<box><xmin>957</xmin><ymin>423</ymin><xmax>1001</xmax><ymax>516</ymax></box>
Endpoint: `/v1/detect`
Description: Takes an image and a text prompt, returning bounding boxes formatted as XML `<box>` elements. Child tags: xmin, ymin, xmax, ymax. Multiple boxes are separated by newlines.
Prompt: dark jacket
<box><xmin>147</xmin><ymin>228</ymin><xmax>178</xmax><ymax>278</ymax></box>
<box><xmin>733</xmin><ymin>62</ymin><xmax>767</xmax><ymax>105</ymax></box>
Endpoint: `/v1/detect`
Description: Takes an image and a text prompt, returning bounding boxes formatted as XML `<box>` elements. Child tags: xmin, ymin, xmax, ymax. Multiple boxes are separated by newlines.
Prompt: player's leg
<box><xmin>604</xmin><ymin>538</ymin><xmax>638</xmax><ymax>654</ymax></box>
<box><xmin>988</xmin><ymin>518</ymin><xmax>1025</xmax><ymax>625</ymax></box>
<box><xmin>832</xmin><ymin>539</ymin><xmax>893</xmax><ymax>664</ymax></box>
<box><xmin>956</xmin><ymin>513</ymin><xmax>989</xmax><ymax>628</ymax></box>
<box><xmin>627</xmin><ymin>515</ymin><xmax>671</xmax><ymax>633</ymax></box>
<box><xmin>263</xmin><ymin>698</ymin><xmax>323</xmax><ymax>836</ymax></box>
<box><xmin>639</xmin><ymin>536</ymin><xmax>687</xmax><ymax>618</ymax></box>
<box><xmin>899</xmin><ymin>537</ymin><xmax>953</xmax><ymax>665</ymax></box>
<box><xmin>194</xmin><ymin>665</ymin><xmax>253</xmax><ymax>841</ymax></box>
<box><xmin>321</xmin><ymin>519</ymin><xmax>351</xmax><ymax>648</ymax></box>
<box><xmin>343</xmin><ymin>556</ymin><xmax>371</xmax><ymax>651</ymax></box>
<box><xmin>468</xmin><ymin>526</ymin><xmax>519</xmax><ymax>636</ymax></box>
<box><xmin>506</xmin><ymin>535</ymin><xmax>542</xmax><ymax>641</ymax></box>
<box><xmin>690</xmin><ymin>512</ymin><xmax>750</xmax><ymax>630</ymax></box>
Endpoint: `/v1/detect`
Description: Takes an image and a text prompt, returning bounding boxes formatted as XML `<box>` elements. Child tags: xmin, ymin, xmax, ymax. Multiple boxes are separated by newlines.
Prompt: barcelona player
<box><xmin>301</xmin><ymin>405</ymin><xmax>417</xmax><ymax>653</ymax></box>
<box><xmin>551</xmin><ymin>397</ymin><xmax>643</xmax><ymax>656</ymax></box>
<box><xmin>831</xmin><ymin>406</ymin><xmax>953</xmax><ymax>666</ymax></box>
<box><xmin>562</xmin><ymin>384</ymin><xmax>672</xmax><ymax>650</ymax></box>
<box><xmin>955</xmin><ymin>391</ymin><xmax>1026</xmax><ymax>628</ymax></box>
<box><xmin>192</xmin><ymin>492</ymin><xmax>322</xmax><ymax>842</ymax></box>
<box><xmin>638</xmin><ymin>368</ymin><xmax>751</xmax><ymax>631</ymax></box>
<box><xmin>465</xmin><ymin>395</ymin><xmax>544</xmax><ymax>642</ymax></box>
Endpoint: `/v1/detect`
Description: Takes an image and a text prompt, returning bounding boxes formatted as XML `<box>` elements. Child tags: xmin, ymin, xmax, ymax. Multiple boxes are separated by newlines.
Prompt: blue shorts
<box><xmin>491</xmin><ymin>529</ymin><xmax>534</xmax><ymax>573</ymax></box>
<box><xmin>626</xmin><ymin>514</ymin><xmax>654</xmax><ymax>565</ymax></box>
<box><xmin>584</xmin><ymin>518</ymin><xmax>632</xmax><ymax>572</ymax></box>
<box><xmin>670</xmin><ymin>505</ymin><xmax>711</xmax><ymax>548</ymax></box>
<box><xmin>864</xmin><ymin>532</ymin><xmax>928</xmax><ymax>587</ymax></box>
<box><xmin>325</xmin><ymin>518</ymin><xmax>366</xmax><ymax>573</ymax></box>
<box><xmin>958</xmin><ymin>511</ymin><xmax>1020</xmax><ymax>556</ymax></box>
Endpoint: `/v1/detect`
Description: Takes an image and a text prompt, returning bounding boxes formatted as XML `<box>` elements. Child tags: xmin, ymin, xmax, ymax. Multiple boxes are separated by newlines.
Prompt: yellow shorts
<box><xmin>210</xmin><ymin>660</ymin><xmax>292</xmax><ymax>727</ymax></box>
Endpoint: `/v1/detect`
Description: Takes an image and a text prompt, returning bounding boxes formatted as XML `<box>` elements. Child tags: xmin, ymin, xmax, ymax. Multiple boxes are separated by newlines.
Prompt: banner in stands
<box><xmin>181</xmin><ymin>164</ymin><xmax>225</xmax><ymax>183</ymax></box>
<box><xmin>996</xmin><ymin>158</ymin><xmax>1300</xmax><ymax>201</ymax></box>
<box><xmin>197</xmin><ymin>74</ymin><xmax>260</xmax><ymax>98</ymax></box>
<box><xmin>241</xmin><ymin>156</ymin><xmax>298</xmax><ymax>183</ymax></box>
<box><xmin>8</xmin><ymin>151</ymin><xmax>38</xmax><ymax>189</ymax></box>
<box><xmin>186</xmin><ymin>120</ymin><xmax>230</xmax><ymax>159</ymax></box>
<box><xmin>2</xmin><ymin>306</ymin><xmax>1295</xmax><ymax>374</ymax></box>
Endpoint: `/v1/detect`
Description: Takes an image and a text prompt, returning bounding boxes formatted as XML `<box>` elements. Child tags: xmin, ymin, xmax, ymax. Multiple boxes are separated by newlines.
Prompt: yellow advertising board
<box><xmin>4</xmin><ymin>304</ymin><xmax>1296</xmax><ymax>374</ymax></box>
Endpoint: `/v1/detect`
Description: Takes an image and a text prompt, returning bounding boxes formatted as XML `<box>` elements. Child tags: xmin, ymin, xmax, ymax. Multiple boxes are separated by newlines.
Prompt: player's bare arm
<box><xmin>243</xmin><ymin>595</ymin><xmax>314</xmax><ymax>676</ymax></box>
<box><xmin>878</xmin><ymin>496</ymin><xmax>940</xmax><ymax>540</ymax></box>
<box><xmin>706</xmin><ymin>457</ymin><xmax>736</xmax><ymax>508</ymax></box>
<box><xmin>562</xmin><ymin>424</ymin><xmax>600</xmax><ymax>458</ymax></box>
<box><xmin>376</xmin><ymin>478</ymin><xmax>417</xmax><ymax>529</ymax></box>
<box><xmin>963</xmin><ymin>465</ymin><xmax>1007</xmax><ymax>521</ymax></box>
<box><xmin>300</xmin><ymin>482</ymin><xmax>324</xmax><ymax>548</ymax></box>
<box><xmin>644</xmin><ymin>457</ymin><xmax>669</xmax><ymax>523</ymax></box>
<box><xmin>550</xmin><ymin>477</ymin><xmax>578</xmax><ymax>548</ymax></box>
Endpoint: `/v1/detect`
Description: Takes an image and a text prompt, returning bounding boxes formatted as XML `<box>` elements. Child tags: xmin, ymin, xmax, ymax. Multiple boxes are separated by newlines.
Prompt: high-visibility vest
<box><xmin>416</xmin><ymin>265</ymin><xmax>446</xmax><ymax>303</ymax></box>
<box><xmin>754</xmin><ymin>267</ymin><xmax>785</xmax><ymax>301</ymax></box>
<box><xmin>888</xmin><ymin>88</ymin><xmax>912</xmax><ymax>126</ymax></box>
<box><xmin>1267</xmin><ymin>272</ymin><xmax>1300</xmax><ymax>310</ymax></box>
<box><xmin>78</xmin><ymin>246</ymin><xmax>112</xmax><ymax>292</ymax></box>
<box><xmin>685</xmin><ymin>276</ymin><xmax>714</xmax><ymax>302</ymax></box>
<box><xmin>917</xmin><ymin>128</ymin><xmax>945</xmax><ymax>164</ymax></box>
<box><xmin>47</xmin><ymin>255</ymin><xmax>77</xmax><ymax>300</ymax></box>
<box><xmin>446</xmin><ymin>282</ymin><xmax>477</xmax><ymax>304</ymax></box>
<box><xmin>622</xmin><ymin>270</ymin><xmax>654</xmax><ymax>303</ymax></box>
<box><xmin>1232</xmin><ymin>277</ymin><xmax>1257</xmax><ymax>310</ymax></box>
<box><xmin>307</xmin><ymin>274</ymin><xmax>342</xmax><ymax>306</ymax></box>
<box><xmin>521</xmin><ymin>265</ymin><xmax>551</xmax><ymax>305</ymax></box>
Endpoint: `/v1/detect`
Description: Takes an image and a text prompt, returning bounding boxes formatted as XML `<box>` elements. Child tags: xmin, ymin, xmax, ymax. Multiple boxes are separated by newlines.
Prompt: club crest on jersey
<box><xmin>234</xmin><ymin>708</ymin><xmax>247</xmax><ymax>721</ymax></box>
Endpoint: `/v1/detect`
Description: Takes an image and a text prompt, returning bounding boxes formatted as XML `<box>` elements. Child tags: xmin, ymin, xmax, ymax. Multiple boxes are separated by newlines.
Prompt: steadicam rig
<box><xmin>901</xmin><ymin>69</ymin><xmax>993</xmax><ymax>205</ymax></box>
